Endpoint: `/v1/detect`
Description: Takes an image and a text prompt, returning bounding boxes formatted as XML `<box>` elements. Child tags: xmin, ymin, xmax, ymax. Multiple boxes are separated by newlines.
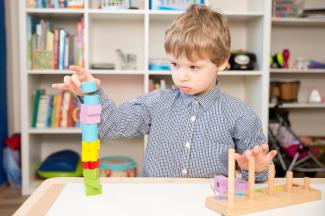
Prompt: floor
<box><xmin>0</xmin><ymin>185</ymin><xmax>28</xmax><ymax>216</ymax></box>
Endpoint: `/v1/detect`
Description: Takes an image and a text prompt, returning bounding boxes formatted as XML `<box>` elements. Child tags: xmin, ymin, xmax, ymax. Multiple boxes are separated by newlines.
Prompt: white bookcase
<box><xmin>19</xmin><ymin>0</ymin><xmax>272</xmax><ymax>194</ymax></box>
<box><xmin>270</xmin><ymin>16</ymin><xmax>325</xmax><ymax>136</ymax></box>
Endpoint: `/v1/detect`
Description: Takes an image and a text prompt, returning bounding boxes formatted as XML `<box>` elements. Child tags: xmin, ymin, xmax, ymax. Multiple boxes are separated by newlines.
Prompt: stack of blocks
<box><xmin>80</xmin><ymin>81</ymin><xmax>102</xmax><ymax>196</ymax></box>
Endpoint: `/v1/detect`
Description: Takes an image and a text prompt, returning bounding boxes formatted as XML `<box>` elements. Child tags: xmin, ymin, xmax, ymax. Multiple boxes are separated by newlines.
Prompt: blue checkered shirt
<box><xmin>86</xmin><ymin>84</ymin><xmax>268</xmax><ymax>182</ymax></box>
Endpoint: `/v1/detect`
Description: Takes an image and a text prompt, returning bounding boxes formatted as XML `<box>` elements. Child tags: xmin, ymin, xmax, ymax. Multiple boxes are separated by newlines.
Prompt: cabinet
<box><xmin>19</xmin><ymin>0</ymin><xmax>271</xmax><ymax>194</ymax></box>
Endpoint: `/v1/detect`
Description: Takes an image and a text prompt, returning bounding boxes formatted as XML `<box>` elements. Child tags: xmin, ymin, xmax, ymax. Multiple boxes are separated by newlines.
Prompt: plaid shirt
<box><xmin>87</xmin><ymin>84</ymin><xmax>268</xmax><ymax>181</ymax></box>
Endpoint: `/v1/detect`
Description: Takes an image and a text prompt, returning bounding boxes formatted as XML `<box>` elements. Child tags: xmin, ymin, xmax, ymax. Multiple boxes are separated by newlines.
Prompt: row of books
<box><xmin>28</xmin><ymin>17</ymin><xmax>84</xmax><ymax>70</ymax></box>
<box><xmin>31</xmin><ymin>90</ymin><xmax>80</xmax><ymax>128</ymax></box>
<box><xmin>28</xmin><ymin>0</ymin><xmax>84</xmax><ymax>9</ymax></box>
<box><xmin>149</xmin><ymin>79</ymin><xmax>166</xmax><ymax>92</ymax></box>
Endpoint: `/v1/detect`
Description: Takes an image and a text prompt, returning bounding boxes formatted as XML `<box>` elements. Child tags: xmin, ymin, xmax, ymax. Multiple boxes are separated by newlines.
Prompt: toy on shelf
<box><xmin>205</xmin><ymin>148</ymin><xmax>321</xmax><ymax>215</ymax></box>
<box><xmin>228</xmin><ymin>51</ymin><xmax>256</xmax><ymax>70</ymax></box>
<box><xmin>100</xmin><ymin>156</ymin><xmax>137</xmax><ymax>177</ymax></box>
<box><xmin>309</xmin><ymin>88</ymin><xmax>322</xmax><ymax>103</ymax></box>
<box><xmin>282</xmin><ymin>49</ymin><xmax>290</xmax><ymax>69</ymax></box>
<box><xmin>37</xmin><ymin>150</ymin><xmax>82</xmax><ymax>178</ymax></box>
<box><xmin>270</xmin><ymin>49</ymin><xmax>290</xmax><ymax>69</ymax></box>
<box><xmin>80</xmin><ymin>81</ymin><xmax>102</xmax><ymax>196</ymax></box>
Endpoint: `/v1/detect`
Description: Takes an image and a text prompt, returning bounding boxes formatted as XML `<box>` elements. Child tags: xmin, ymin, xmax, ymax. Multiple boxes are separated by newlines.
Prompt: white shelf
<box><xmin>269</xmin><ymin>103</ymin><xmax>325</xmax><ymax>109</ymax></box>
<box><xmin>29</xmin><ymin>128</ymin><xmax>81</xmax><ymax>134</ymax></box>
<box><xmin>26</xmin><ymin>8</ymin><xmax>84</xmax><ymax>17</ymax></box>
<box><xmin>272</xmin><ymin>17</ymin><xmax>325</xmax><ymax>27</ymax></box>
<box><xmin>148</xmin><ymin>70</ymin><xmax>263</xmax><ymax>76</ymax></box>
<box><xmin>270</xmin><ymin>69</ymin><xmax>325</xmax><ymax>74</ymax></box>
<box><xmin>89</xmin><ymin>9</ymin><xmax>145</xmax><ymax>20</ymax></box>
<box><xmin>28</xmin><ymin>70</ymin><xmax>146</xmax><ymax>75</ymax></box>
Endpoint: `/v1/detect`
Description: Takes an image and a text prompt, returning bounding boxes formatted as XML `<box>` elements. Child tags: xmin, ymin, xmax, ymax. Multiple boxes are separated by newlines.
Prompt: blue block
<box><xmin>81</xmin><ymin>81</ymin><xmax>97</xmax><ymax>93</ymax></box>
<box><xmin>84</xmin><ymin>95</ymin><xmax>99</xmax><ymax>105</ymax></box>
<box><xmin>81</xmin><ymin>124</ymin><xmax>98</xmax><ymax>142</ymax></box>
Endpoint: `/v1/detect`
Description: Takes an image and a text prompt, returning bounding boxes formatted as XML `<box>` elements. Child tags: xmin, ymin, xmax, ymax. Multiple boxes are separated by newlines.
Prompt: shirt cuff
<box><xmin>75</xmin><ymin>88</ymin><xmax>103</xmax><ymax>104</ymax></box>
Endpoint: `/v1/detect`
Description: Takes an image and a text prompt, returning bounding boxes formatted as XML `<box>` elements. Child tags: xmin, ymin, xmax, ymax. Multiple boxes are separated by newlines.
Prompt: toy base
<box><xmin>205</xmin><ymin>184</ymin><xmax>321</xmax><ymax>216</ymax></box>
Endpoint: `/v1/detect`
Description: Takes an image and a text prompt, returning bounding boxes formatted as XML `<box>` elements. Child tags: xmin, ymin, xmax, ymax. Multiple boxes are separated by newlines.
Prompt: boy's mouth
<box><xmin>178</xmin><ymin>86</ymin><xmax>192</xmax><ymax>93</ymax></box>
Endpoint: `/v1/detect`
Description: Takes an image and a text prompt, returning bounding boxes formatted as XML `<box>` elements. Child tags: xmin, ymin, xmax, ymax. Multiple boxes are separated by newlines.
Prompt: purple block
<box><xmin>80</xmin><ymin>104</ymin><xmax>101</xmax><ymax>116</ymax></box>
<box><xmin>235</xmin><ymin>179</ymin><xmax>248</xmax><ymax>192</ymax></box>
<box><xmin>80</xmin><ymin>113</ymin><xmax>100</xmax><ymax>124</ymax></box>
<box><xmin>214</xmin><ymin>175</ymin><xmax>228</xmax><ymax>194</ymax></box>
<box><xmin>213</xmin><ymin>175</ymin><xmax>248</xmax><ymax>194</ymax></box>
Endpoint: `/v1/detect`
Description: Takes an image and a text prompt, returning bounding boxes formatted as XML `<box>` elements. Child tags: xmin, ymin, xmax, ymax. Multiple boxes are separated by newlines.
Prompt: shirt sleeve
<box><xmin>232</xmin><ymin>109</ymin><xmax>269</xmax><ymax>182</ymax></box>
<box><xmin>77</xmin><ymin>88</ymin><xmax>161</xmax><ymax>140</ymax></box>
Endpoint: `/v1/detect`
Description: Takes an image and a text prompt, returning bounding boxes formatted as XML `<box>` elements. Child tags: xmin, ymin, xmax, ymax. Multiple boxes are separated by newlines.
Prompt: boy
<box><xmin>52</xmin><ymin>4</ymin><xmax>277</xmax><ymax>181</ymax></box>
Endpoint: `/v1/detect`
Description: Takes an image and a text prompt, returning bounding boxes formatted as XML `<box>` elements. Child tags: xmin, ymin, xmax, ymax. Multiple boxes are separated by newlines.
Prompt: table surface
<box><xmin>14</xmin><ymin>177</ymin><xmax>325</xmax><ymax>216</ymax></box>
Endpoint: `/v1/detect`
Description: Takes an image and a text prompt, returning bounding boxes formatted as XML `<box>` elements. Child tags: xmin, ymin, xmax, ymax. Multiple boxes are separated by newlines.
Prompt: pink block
<box><xmin>80</xmin><ymin>113</ymin><xmax>100</xmax><ymax>124</ymax></box>
<box><xmin>80</xmin><ymin>104</ymin><xmax>101</xmax><ymax>116</ymax></box>
<box><xmin>214</xmin><ymin>175</ymin><xmax>248</xmax><ymax>194</ymax></box>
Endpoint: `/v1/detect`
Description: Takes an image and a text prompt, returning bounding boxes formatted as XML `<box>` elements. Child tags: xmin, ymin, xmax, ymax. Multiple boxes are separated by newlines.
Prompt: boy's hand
<box><xmin>234</xmin><ymin>144</ymin><xmax>277</xmax><ymax>173</ymax></box>
<box><xmin>52</xmin><ymin>65</ymin><xmax>101</xmax><ymax>96</ymax></box>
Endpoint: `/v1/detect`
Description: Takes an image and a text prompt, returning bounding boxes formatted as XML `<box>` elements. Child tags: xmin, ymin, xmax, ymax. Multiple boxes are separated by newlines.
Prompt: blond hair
<box><xmin>164</xmin><ymin>4</ymin><xmax>231</xmax><ymax>66</ymax></box>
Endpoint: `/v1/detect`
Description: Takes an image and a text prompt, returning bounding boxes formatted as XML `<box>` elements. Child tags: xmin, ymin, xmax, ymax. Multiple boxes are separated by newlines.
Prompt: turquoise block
<box><xmin>82</xmin><ymin>124</ymin><xmax>98</xmax><ymax>142</ymax></box>
<box><xmin>84</xmin><ymin>95</ymin><xmax>99</xmax><ymax>105</ymax></box>
<box><xmin>81</xmin><ymin>81</ymin><xmax>97</xmax><ymax>93</ymax></box>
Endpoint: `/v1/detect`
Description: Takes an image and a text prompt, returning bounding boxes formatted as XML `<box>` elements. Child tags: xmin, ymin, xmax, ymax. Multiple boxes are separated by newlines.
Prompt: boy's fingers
<box><xmin>267</xmin><ymin>150</ymin><xmax>277</xmax><ymax>160</ymax></box>
<box><xmin>261</xmin><ymin>144</ymin><xmax>269</xmax><ymax>154</ymax></box>
<box><xmin>69</xmin><ymin>65</ymin><xmax>85</xmax><ymax>76</ymax></box>
<box><xmin>95</xmin><ymin>78</ymin><xmax>101</xmax><ymax>87</ymax></box>
<box><xmin>52</xmin><ymin>83</ymin><xmax>67</xmax><ymax>91</ymax></box>
<box><xmin>252</xmin><ymin>146</ymin><xmax>260</xmax><ymax>156</ymax></box>
<box><xmin>71</xmin><ymin>73</ymin><xmax>81</xmax><ymax>88</ymax></box>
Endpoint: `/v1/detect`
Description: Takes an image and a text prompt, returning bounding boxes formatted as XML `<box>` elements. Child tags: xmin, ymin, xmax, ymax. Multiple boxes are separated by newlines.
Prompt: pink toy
<box><xmin>80</xmin><ymin>104</ymin><xmax>102</xmax><ymax>116</ymax></box>
<box><xmin>283</xmin><ymin>49</ymin><xmax>290</xmax><ymax>69</ymax></box>
<box><xmin>214</xmin><ymin>175</ymin><xmax>248</xmax><ymax>194</ymax></box>
<box><xmin>80</xmin><ymin>113</ymin><xmax>100</xmax><ymax>124</ymax></box>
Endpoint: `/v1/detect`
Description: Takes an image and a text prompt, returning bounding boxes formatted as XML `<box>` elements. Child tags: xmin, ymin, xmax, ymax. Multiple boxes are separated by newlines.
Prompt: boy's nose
<box><xmin>177</xmin><ymin>69</ymin><xmax>189</xmax><ymax>81</ymax></box>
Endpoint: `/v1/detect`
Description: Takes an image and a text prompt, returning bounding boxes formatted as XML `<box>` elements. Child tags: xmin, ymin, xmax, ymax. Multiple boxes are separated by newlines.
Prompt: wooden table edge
<box><xmin>14</xmin><ymin>177</ymin><xmax>325</xmax><ymax>216</ymax></box>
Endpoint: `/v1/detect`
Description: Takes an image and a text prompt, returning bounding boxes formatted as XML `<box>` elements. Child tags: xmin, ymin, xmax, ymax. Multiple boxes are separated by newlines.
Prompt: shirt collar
<box><xmin>180</xmin><ymin>83</ymin><xmax>221</xmax><ymax>111</ymax></box>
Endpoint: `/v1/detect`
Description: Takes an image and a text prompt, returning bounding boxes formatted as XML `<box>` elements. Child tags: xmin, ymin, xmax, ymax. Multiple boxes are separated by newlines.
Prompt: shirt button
<box><xmin>194</xmin><ymin>101</ymin><xmax>199</xmax><ymax>104</ymax></box>
<box><xmin>185</xmin><ymin>142</ymin><xmax>191</xmax><ymax>149</ymax></box>
<box><xmin>182</xmin><ymin>169</ymin><xmax>187</xmax><ymax>175</ymax></box>
<box><xmin>190</xmin><ymin>116</ymin><xmax>196</xmax><ymax>122</ymax></box>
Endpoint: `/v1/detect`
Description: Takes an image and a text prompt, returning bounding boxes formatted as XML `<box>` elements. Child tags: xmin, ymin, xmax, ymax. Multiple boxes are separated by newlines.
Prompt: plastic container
<box><xmin>100</xmin><ymin>156</ymin><xmax>137</xmax><ymax>177</ymax></box>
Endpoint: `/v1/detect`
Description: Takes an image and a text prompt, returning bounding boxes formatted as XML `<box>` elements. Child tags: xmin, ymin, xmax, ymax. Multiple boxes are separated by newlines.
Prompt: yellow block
<box><xmin>82</xmin><ymin>139</ymin><xmax>100</xmax><ymax>162</ymax></box>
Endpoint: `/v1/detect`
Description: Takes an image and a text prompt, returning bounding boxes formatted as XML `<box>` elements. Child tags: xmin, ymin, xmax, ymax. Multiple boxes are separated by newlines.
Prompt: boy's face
<box><xmin>169</xmin><ymin>53</ymin><xmax>225</xmax><ymax>95</ymax></box>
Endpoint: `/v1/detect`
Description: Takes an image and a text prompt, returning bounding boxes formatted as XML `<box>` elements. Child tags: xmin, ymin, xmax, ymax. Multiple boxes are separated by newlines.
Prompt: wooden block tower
<box><xmin>80</xmin><ymin>81</ymin><xmax>102</xmax><ymax>196</ymax></box>
<box><xmin>205</xmin><ymin>148</ymin><xmax>321</xmax><ymax>215</ymax></box>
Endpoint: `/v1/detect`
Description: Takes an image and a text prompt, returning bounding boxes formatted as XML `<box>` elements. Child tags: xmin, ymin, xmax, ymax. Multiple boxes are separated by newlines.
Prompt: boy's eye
<box><xmin>190</xmin><ymin>66</ymin><xmax>199</xmax><ymax>70</ymax></box>
<box><xmin>170</xmin><ymin>62</ymin><xmax>178</xmax><ymax>67</ymax></box>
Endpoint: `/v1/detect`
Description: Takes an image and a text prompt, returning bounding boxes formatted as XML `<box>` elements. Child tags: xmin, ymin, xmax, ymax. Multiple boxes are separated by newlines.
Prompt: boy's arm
<box><xmin>77</xmin><ymin>88</ymin><xmax>160</xmax><ymax>140</ymax></box>
<box><xmin>232</xmin><ymin>110</ymin><xmax>269</xmax><ymax>182</ymax></box>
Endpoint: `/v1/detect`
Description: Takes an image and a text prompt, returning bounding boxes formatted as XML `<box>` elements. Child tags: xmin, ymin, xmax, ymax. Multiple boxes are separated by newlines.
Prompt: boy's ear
<box><xmin>217</xmin><ymin>58</ymin><xmax>229</xmax><ymax>71</ymax></box>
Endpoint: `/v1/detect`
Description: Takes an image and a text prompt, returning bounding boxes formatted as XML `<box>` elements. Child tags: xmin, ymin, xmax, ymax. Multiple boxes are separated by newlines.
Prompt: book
<box><xmin>31</xmin><ymin>89</ymin><xmax>44</xmax><ymax>128</ymax></box>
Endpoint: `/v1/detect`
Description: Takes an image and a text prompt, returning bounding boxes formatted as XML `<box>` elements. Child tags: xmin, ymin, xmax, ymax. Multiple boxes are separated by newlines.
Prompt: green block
<box><xmin>84</xmin><ymin>177</ymin><xmax>101</xmax><ymax>189</ymax></box>
<box><xmin>86</xmin><ymin>184</ymin><xmax>102</xmax><ymax>196</ymax></box>
<box><xmin>83</xmin><ymin>168</ymin><xmax>100</xmax><ymax>179</ymax></box>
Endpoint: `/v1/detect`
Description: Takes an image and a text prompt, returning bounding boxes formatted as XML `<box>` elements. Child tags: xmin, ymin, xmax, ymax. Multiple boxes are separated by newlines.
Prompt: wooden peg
<box><xmin>267</xmin><ymin>163</ymin><xmax>275</xmax><ymax>195</ymax></box>
<box><xmin>304</xmin><ymin>177</ymin><xmax>310</xmax><ymax>191</ymax></box>
<box><xmin>286</xmin><ymin>171</ymin><xmax>293</xmax><ymax>192</ymax></box>
<box><xmin>248</xmin><ymin>156</ymin><xmax>255</xmax><ymax>200</ymax></box>
<box><xmin>228</xmin><ymin>149</ymin><xmax>235</xmax><ymax>205</ymax></box>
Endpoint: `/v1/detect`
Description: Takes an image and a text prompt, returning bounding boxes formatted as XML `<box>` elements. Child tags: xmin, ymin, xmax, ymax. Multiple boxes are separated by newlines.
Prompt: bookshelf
<box><xmin>270</xmin><ymin>1</ymin><xmax>325</xmax><ymax>137</ymax></box>
<box><xmin>19</xmin><ymin>0</ymin><xmax>272</xmax><ymax>194</ymax></box>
